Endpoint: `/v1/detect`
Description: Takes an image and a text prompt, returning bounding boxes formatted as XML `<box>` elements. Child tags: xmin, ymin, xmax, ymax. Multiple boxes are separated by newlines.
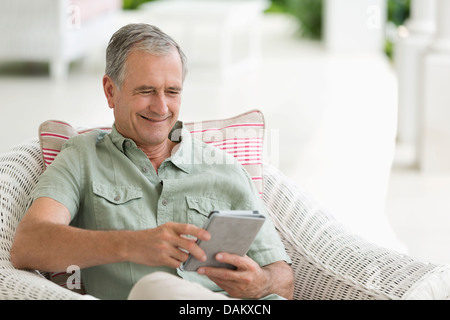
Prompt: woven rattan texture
<box><xmin>0</xmin><ymin>139</ymin><xmax>83</xmax><ymax>299</ymax></box>
<box><xmin>1</xmin><ymin>140</ymin><xmax>449</xmax><ymax>299</ymax></box>
<box><xmin>262</xmin><ymin>163</ymin><xmax>450</xmax><ymax>300</ymax></box>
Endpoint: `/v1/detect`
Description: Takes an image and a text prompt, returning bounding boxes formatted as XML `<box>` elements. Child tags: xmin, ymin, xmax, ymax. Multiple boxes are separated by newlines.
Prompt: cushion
<box><xmin>39</xmin><ymin>121</ymin><xmax>111</xmax><ymax>167</ymax></box>
<box><xmin>38</xmin><ymin>109</ymin><xmax>265</xmax><ymax>195</ymax></box>
<box><xmin>184</xmin><ymin>110</ymin><xmax>264</xmax><ymax>195</ymax></box>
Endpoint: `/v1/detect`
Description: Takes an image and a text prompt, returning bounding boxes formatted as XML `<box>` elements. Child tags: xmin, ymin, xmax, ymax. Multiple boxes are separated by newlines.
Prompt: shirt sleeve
<box><xmin>33</xmin><ymin>143</ymin><xmax>83</xmax><ymax>220</ymax></box>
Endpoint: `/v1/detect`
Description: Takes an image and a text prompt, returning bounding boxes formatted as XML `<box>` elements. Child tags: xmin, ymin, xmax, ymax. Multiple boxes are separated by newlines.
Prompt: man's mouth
<box><xmin>139</xmin><ymin>115</ymin><xmax>168</xmax><ymax>123</ymax></box>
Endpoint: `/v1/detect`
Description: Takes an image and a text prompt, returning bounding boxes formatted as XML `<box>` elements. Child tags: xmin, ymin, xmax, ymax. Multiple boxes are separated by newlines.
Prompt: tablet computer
<box><xmin>180</xmin><ymin>210</ymin><xmax>265</xmax><ymax>272</ymax></box>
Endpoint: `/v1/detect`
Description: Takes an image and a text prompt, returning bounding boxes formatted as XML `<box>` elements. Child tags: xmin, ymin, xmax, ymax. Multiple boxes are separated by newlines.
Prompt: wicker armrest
<box><xmin>0</xmin><ymin>140</ymin><xmax>89</xmax><ymax>300</ymax></box>
<box><xmin>0</xmin><ymin>265</ymin><xmax>89</xmax><ymax>300</ymax></box>
<box><xmin>262</xmin><ymin>163</ymin><xmax>450</xmax><ymax>300</ymax></box>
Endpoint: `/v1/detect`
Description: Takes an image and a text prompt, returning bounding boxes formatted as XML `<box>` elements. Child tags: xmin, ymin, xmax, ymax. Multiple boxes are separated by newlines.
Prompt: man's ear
<box><xmin>103</xmin><ymin>75</ymin><xmax>116</xmax><ymax>109</ymax></box>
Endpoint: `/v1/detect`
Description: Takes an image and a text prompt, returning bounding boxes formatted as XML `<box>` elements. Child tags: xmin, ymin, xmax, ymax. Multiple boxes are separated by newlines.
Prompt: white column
<box><xmin>394</xmin><ymin>0</ymin><xmax>436</xmax><ymax>167</ymax></box>
<box><xmin>323</xmin><ymin>0</ymin><xmax>387</xmax><ymax>53</ymax></box>
<box><xmin>429</xmin><ymin>0</ymin><xmax>450</xmax><ymax>53</ymax></box>
<box><xmin>419</xmin><ymin>0</ymin><xmax>450</xmax><ymax>172</ymax></box>
<box><xmin>407</xmin><ymin>0</ymin><xmax>436</xmax><ymax>35</ymax></box>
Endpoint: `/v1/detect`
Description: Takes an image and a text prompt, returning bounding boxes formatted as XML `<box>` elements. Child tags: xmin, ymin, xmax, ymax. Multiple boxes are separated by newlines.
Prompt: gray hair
<box><xmin>105</xmin><ymin>23</ymin><xmax>187</xmax><ymax>87</ymax></box>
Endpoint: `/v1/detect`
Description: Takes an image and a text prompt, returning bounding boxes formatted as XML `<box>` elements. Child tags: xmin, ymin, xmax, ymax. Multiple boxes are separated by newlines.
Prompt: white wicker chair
<box><xmin>1</xmin><ymin>138</ymin><xmax>450</xmax><ymax>300</ymax></box>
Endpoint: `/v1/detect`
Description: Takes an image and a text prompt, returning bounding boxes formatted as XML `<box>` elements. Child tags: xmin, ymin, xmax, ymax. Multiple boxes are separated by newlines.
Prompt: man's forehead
<box><xmin>126</xmin><ymin>47</ymin><xmax>180</xmax><ymax>65</ymax></box>
<box><xmin>122</xmin><ymin>50</ymin><xmax>183</xmax><ymax>85</ymax></box>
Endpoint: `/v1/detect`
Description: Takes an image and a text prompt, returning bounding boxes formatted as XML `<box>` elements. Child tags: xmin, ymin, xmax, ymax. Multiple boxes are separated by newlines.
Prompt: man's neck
<box><xmin>138</xmin><ymin>139</ymin><xmax>178</xmax><ymax>172</ymax></box>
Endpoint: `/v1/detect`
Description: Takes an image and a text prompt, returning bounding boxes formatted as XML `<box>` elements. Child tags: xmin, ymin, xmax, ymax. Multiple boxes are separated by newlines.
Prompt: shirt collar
<box><xmin>110</xmin><ymin>124</ymin><xmax>132</xmax><ymax>153</ymax></box>
<box><xmin>167</xmin><ymin>122</ymin><xmax>192</xmax><ymax>174</ymax></box>
<box><xmin>109</xmin><ymin>121</ymin><xmax>192</xmax><ymax>174</ymax></box>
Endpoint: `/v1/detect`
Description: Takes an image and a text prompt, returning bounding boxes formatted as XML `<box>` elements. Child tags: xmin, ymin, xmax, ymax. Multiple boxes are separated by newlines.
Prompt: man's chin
<box><xmin>137</xmin><ymin>131</ymin><xmax>170</xmax><ymax>147</ymax></box>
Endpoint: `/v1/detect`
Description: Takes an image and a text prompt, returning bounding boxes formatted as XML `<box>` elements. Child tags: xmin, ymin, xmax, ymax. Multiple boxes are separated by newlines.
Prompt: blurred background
<box><xmin>1</xmin><ymin>0</ymin><xmax>450</xmax><ymax>264</ymax></box>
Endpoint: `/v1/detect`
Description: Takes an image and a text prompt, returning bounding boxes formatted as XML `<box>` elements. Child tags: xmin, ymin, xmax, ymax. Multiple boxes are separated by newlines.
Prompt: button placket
<box><xmin>156</xmin><ymin>179</ymin><xmax>173</xmax><ymax>226</ymax></box>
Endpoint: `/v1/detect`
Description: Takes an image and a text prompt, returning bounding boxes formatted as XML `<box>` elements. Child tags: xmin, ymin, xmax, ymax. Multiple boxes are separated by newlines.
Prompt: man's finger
<box><xmin>215</xmin><ymin>252</ymin><xmax>248</xmax><ymax>269</ymax></box>
<box><xmin>171</xmin><ymin>222</ymin><xmax>210</xmax><ymax>241</ymax></box>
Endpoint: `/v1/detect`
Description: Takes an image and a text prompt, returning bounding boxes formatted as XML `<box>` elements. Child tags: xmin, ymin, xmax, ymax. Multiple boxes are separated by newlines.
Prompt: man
<box><xmin>11</xmin><ymin>24</ymin><xmax>293</xmax><ymax>300</ymax></box>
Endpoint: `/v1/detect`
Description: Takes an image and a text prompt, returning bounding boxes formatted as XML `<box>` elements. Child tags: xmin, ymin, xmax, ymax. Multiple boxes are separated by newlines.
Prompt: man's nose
<box><xmin>150</xmin><ymin>93</ymin><xmax>169</xmax><ymax>115</ymax></box>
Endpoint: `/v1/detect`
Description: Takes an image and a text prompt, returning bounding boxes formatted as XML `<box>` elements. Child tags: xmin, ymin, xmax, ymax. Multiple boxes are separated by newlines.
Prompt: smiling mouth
<box><xmin>140</xmin><ymin>115</ymin><xmax>168</xmax><ymax>123</ymax></box>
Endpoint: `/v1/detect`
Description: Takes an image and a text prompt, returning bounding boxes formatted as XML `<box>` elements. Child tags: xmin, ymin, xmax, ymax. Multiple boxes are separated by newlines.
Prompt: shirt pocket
<box><xmin>185</xmin><ymin>196</ymin><xmax>231</xmax><ymax>228</ymax></box>
<box><xmin>92</xmin><ymin>181</ymin><xmax>143</xmax><ymax>230</ymax></box>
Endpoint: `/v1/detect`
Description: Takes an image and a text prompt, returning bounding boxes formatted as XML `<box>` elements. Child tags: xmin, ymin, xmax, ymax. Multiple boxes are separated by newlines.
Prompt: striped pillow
<box><xmin>39</xmin><ymin>121</ymin><xmax>112</xmax><ymax>167</ymax></box>
<box><xmin>184</xmin><ymin>110</ymin><xmax>264</xmax><ymax>196</ymax></box>
<box><xmin>38</xmin><ymin>109</ymin><xmax>265</xmax><ymax>195</ymax></box>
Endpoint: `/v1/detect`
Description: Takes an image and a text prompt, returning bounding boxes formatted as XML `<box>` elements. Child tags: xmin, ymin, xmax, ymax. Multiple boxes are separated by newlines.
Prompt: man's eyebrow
<box><xmin>133</xmin><ymin>85</ymin><xmax>155</xmax><ymax>93</ymax></box>
<box><xmin>133</xmin><ymin>85</ymin><xmax>182</xmax><ymax>94</ymax></box>
<box><xmin>168</xmin><ymin>86</ymin><xmax>183</xmax><ymax>91</ymax></box>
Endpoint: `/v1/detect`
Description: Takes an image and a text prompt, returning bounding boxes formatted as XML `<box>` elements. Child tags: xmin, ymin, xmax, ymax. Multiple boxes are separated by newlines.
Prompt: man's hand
<box><xmin>197</xmin><ymin>253</ymin><xmax>294</xmax><ymax>299</ymax></box>
<box><xmin>127</xmin><ymin>222</ymin><xmax>211</xmax><ymax>269</ymax></box>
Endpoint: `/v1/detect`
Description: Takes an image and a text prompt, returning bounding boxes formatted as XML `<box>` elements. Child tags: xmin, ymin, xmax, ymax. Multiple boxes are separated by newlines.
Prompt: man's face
<box><xmin>104</xmin><ymin>48</ymin><xmax>183</xmax><ymax>149</ymax></box>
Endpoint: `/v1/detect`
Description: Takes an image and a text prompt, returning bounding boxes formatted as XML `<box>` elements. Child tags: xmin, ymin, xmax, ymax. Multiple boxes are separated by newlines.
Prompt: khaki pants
<box><xmin>127</xmin><ymin>272</ymin><xmax>236</xmax><ymax>300</ymax></box>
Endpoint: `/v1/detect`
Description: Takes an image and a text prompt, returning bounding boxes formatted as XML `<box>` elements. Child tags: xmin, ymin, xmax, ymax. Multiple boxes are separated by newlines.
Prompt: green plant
<box><xmin>265</xmin><ymin>0</ymin><xmax>291</xmax><ymax>14</ymax></box>
<box><xmin>122</xmin><ymin>0</ymin><xmax>155</xmax><ymax>10</ymax></box>
<box><xmin>385</xmin><ymin>0</ymin><xmax>410</xmax><ymax>59</ymax></box>
<box><xmin>286</xmin><ymin>0</ymin><xmax>322</xmax><ymax>39</ymax></box>
<box><xmin>266</xmin><ymin>0</ymin><xmax>322</xmax><ymax>40</ymax></box>
<box><xmin>387</xmin><ymin>0</ymin><xmax>410</xmax><ymax>26</ymax></box>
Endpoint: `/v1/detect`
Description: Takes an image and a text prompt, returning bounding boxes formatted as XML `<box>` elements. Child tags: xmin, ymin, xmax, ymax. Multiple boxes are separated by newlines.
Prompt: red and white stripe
<box><xmin>189</xmin><ymin>123</ymin><xmax>264</xmax><ymax>134</ymax></box>
<box><xmin>42</xmin><ymin>148</ymin><xmax>60</xmax><ymax>166</ymax></box>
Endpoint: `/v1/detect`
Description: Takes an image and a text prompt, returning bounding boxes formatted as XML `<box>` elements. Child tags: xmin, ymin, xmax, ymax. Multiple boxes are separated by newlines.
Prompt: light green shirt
<box><xmin>33</xmin><ymin>123</ymin><xmax>290</xmax><ymax>300</ymax></box>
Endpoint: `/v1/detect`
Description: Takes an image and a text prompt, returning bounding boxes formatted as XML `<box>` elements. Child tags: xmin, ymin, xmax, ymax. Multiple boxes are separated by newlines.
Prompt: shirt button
<box><xmin>161</xmin><ymin>199</ymin><xmax>168</xmax><ymax>206</ymax></box>
<box><xmin>124</xmin><ymin>141</ymin><xmax>132</xmax><ymax>148</ymax></box>
<box><xmin>142</xmin><ymin>166</ymin><xmax>149</xmax><ymax>173</ymax></box>
<box><xmin>114</xmin><ymin>195</ymin><xmax>121</xmax><ymax>202</ymax></box>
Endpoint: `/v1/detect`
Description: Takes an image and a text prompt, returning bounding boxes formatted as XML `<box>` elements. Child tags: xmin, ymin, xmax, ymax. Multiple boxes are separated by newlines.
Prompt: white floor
<box><xmin>1</xmin><ymin>13</ymin><xmax>449</xmax><ymax>265</ymax></box>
